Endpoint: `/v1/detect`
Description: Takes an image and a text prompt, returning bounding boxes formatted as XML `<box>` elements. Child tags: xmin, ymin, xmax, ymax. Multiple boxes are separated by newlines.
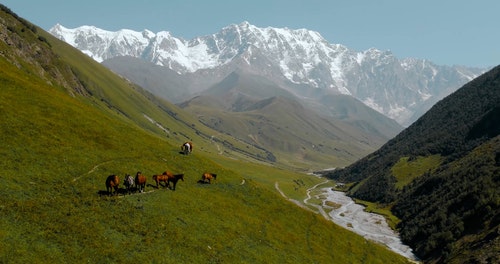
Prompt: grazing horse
<box><xmin>181</xmin><ymin>141</ymin><xmax>193</xmax><ymax>155</ymax></box>
<box><xmin>123</xmin><ymin>174</ymin><xmax>135</xmax><ymax>194</ymax></box>
<box><xmin>105</xmin><ymin>175</ymin><xmax>120</xmax><ymax>196</ymax></box>
<box><xmin>135</xmin><ymin>171</ymin><xmax>147</xmax><ymax>193</ymax></box>
<box><xmin>165</xmin><ymin>172</ymin><xmax>184</xmax><ymax>190</ymax></box>
<box><xmin>201</xmin><ymin>173</ymin><xmax>217</xmax><ymax>184</ymax></box>
<box><xmin>152</xmin><ymin>171</ymin><xmax>172</xmax><ymax>188</ymax></box>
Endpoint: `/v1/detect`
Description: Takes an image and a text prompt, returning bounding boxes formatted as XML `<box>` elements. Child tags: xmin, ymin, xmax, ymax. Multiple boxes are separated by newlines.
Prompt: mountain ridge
<box><xmin>50</xmin><ymin>22</ymin><xmax>486</xmax><ymax>126</ymax></box>
<box><xmin>324</xmin><ymin>65</ymin><xmax>500</xmax><ymax>262</ymax></box>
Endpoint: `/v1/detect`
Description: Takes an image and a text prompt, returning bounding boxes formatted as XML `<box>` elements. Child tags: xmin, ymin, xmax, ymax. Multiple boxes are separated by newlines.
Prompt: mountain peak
<box><xmin>235</xmin><ymin>20</ymin><xmax>252</xmax><ymax>29</ymax></box>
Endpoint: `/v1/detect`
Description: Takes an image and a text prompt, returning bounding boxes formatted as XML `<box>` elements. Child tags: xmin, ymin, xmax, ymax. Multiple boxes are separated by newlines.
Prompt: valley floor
<box><xmin>276</xmin><ymin>179</ymin><xmax>419</xmax><ymax>262</ymax></box>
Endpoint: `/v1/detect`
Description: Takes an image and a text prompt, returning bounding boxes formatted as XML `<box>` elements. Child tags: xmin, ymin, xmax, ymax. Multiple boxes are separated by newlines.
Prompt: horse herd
<box><xmin>104</xmin><ymin>141</ymin><xmax>217</xmax><ymax>196</ymax></box>
<box><xmin>105</xmin><ymin>171</ymin><xmax>217</xmax><ymax>196</ymax></box>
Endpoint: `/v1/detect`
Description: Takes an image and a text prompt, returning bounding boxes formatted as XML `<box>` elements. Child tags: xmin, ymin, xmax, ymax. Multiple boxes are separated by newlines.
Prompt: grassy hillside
<box><xmin>0</xmin><ymin>5</ymin><xmax>410</xmax><ymax>263</ymax></box>
<box><xmin>181</xmin><ymin>94</ymin><xmax>380</xmax><ymax>169</ymax></box>
<box><xmin>326</xmin><ymin>65</ymin><xmax>500</xmax><ymax>262</ymax></box>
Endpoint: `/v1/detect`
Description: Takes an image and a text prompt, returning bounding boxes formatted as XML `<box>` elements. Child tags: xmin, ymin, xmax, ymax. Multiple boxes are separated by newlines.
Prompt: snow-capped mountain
<box><xmin>49</xmin><ymin>22</ymin><xmax>486</xmax><ymax>126</ymax></box>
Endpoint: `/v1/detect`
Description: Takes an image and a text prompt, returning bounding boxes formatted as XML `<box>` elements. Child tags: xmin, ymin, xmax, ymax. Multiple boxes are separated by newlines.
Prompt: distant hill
<box><xmin>325</xmin><ymin>65</ymin><xmax>500</xmax><ymax>262</ymax></box>
<box><xmin>178</xmin><ymin>69</ymin><xmax>400</xmax><ymax>169</ymax></box>
<box><xmin>102</xmin><ymin>56</ymin><xmax>216</xmax><ymax>102</ymax></box>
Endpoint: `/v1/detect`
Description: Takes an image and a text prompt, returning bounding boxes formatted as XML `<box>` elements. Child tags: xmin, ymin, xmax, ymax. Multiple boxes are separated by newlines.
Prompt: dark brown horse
<box><xmin>135</xmin><ymin>171</ymin><xmax>147</xmax><ymax>193</ymax></box>
<box><xmin>106</xmin><ymin>175</ymin><xmax>120</xmax><ymax>195</ymax></box>
<box><xmin>201</xmin><ymin>173</ymin><xmax>217</xmax><ymax>184</ymax></box>
<box><xmin>164</xmin><ymin>171</ymin><xmax>184</xmax><ymax>190</ymax></box>
<box><xmin>181</xmin><ymin>141</ymin><xmax>193</xmax><ymax>155</ymax></box>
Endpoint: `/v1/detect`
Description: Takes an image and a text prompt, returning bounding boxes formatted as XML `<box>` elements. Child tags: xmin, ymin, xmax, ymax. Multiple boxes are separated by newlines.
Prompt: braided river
<box><xmin>276</xmin><ymin>180</ymin><xmax>419</xmax><ymax>261</ymax></box>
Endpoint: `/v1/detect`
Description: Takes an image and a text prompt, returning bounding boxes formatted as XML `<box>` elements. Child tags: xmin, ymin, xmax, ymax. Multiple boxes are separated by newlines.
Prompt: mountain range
<box><xmin>49</xmin><ymin>22</ymin><xmax>486</xmax><ymax>127</ymax></box>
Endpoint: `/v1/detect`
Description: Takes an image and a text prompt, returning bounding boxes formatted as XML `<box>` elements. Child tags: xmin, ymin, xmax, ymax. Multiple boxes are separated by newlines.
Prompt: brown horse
<box><xmin>181</xmin><ymin>141</ymin><xmax>193</xmax><ymax>155</ymax></box>
<box><xmin>106</xmin><ymin>175</ymin><xmax>120</xmax><ymax>195</ymax></box>
<box><xmin>164</xmin><ymin>172</ymin><xmax>184</xmax><ymax>190</ymax></box>
<box><xmin>135</xmin><ymin>171</ymin><xmax>147</xmax><ymax>193</ymax></box>
<box><xmin>201</xmin><ymin>173</ymin><xmax>217</xmax><ymax>184</ymax></box>
<box><xmin>152</xmin><ymin>171</ymin><xmax>172</xmax><ymax>188</ymax></box>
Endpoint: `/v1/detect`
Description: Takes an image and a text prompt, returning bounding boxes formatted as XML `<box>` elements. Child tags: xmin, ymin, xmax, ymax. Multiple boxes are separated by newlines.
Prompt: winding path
<box><xmin>274</xmin><ymin>182</ymin><xmax>314</xmax><ymax>212</ymax></box>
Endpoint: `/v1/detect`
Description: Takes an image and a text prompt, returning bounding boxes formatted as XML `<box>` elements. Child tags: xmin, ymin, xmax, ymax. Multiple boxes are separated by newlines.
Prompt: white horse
<box><xmin>123</xmin><ymin>174</ymin><xmax>135</xmax><ymax>194</ymax></box>
<box><xmin>181</xmin><ymin>141</ymin><xmax>193</xmax><ymax>155</ymax></box>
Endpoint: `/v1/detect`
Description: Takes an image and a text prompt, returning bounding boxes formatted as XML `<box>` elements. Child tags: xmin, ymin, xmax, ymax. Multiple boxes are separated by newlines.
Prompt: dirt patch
<box><xmin>324</xmin><ymin>200</ymin><xmax>342</xmax><ymax>209</ymax></box>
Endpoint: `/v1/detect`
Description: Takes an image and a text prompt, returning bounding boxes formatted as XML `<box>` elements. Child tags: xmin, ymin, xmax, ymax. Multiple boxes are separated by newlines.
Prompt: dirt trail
<box><xmin>72</xmin><ymin>160</ymin><xmax>114</xmax><ymax>182</ymax></box>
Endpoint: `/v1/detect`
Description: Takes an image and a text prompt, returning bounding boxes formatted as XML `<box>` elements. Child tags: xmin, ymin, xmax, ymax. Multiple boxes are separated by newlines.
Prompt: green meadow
<box><xmin>0</xmin><ymin>7</ymin><xmax>410</xmax><ymax>263</ymax></box>
<box><xmin>0</xmin><ymin>66</ymin><xmax>408</xmax><ymax>262</ymax></box>
<box><xmin>391</xmin><ymin>155</ymin><xmax>443</xmax><ymax>189</ymax></box>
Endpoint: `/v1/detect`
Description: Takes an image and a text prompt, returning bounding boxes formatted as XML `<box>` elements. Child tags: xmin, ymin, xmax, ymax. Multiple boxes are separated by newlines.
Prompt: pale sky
<box><xmin>2</xmin><ymin>0</ymin><xmax>498</xmax><ymax>67</ymax></box>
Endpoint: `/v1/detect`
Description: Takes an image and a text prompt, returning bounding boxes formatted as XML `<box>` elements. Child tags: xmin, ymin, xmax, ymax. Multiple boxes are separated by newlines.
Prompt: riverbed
<box><xmin>302</xmin><ymin>182</ymin><xmax>419</xmax><ymax>261</ymax></box>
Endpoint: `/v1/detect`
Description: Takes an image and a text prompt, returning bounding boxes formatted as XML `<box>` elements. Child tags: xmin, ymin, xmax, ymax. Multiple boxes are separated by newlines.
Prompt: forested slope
<box><xmin>393</xmin><ymin>136</ymin><xmax>499</xmax><ymax>262</ymax></box>
<box><xmin>326</xmin><ymin>65</ymin><xmax>500</xmax><ymax>262</ymax></box>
